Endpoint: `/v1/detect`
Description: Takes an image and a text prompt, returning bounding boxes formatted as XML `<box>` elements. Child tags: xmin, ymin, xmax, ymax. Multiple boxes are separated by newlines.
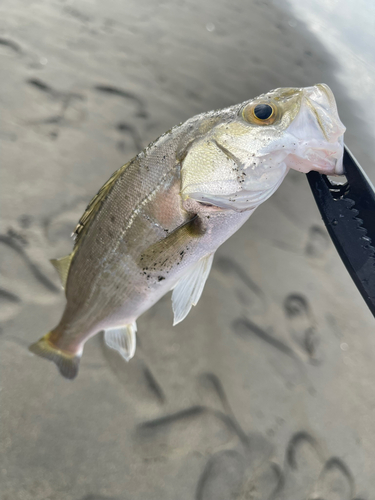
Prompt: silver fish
<box><xmin>29</xmin><ymin>84</ymin><xmax>345</xmax><ymax>379</ymax></box>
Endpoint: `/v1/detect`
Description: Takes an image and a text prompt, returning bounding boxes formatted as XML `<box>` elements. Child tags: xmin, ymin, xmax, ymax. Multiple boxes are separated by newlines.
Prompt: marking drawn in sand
<box><xmin>284</xmin><ymin>293</ymin><xmax>321</xmax><ymax>364</ymax></box>
<box><xmin>136</xmin><ymin>371</ymin><xmax>362</xmax><ymax>498</ymax></box>
<box><xmin>0</xmin><ymin>234</ymin><xmax>59</xmax><ymax>293</ymax></box>
<box><xmin>26</xmin><ymin>78</ymin><xmax>86</xmax><ymax>138</ymax></box>
<box><xmin>0</xmin><ymin>37</ymin><xmax>22</xmax><ymax>54</ymax></box>
<box><xmin>94</xmin><ymin>85</ymin><xmax>148</xmax><ymax>118</ymax></box>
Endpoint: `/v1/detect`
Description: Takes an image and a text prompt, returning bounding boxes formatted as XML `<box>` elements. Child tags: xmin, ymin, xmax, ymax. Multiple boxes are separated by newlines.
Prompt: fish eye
<box><xmin>242</xmin><ymin>102</ymin><xmax>277</xmax><ymax>125</ymax></box>
<box><xmin>254</xmin><ymin>104</ymin><xmax>273</xmax><ymax>120</ymax></box>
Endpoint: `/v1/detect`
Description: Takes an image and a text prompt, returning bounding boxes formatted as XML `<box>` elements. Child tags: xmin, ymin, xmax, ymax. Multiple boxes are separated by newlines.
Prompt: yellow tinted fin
<box><xmin>50</xmin><ymin>254</ymin><xmax>72</xmax><ymax>289</ymax></box>
<box><xmin>73</xmin><ymin>160</ymin><xmax>131</xmax><ymax>248</ymax></box>
<box><xmin>29</xmin><ymin>333</ymin><xmax>81</xmax><ymax>380</ymax></box>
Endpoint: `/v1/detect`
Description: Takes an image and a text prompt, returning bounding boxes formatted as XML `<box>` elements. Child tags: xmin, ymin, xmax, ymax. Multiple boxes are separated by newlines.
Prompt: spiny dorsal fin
<box><xmin>172</xmin><ymin>252</ymin><xmax>214</xmax><ymax>325</ymax></box>
<box><xmin>73</xmin><ymin>161</ymin><xmax>131</xmax><ymax>248</ymax></box>
<box><xmin>50</xmin><ymin>254</ymin><xmax>72</xmax><ymax>289</ymax></box>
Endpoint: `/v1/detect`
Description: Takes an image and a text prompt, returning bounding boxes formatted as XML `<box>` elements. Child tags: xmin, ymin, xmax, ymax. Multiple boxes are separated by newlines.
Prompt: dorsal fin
<box><xmin>73</xmin><ymin>160</ymin><xmax>132</xmax><ymax>248</ymax></box>
<box><xmin>50</xmin><ymin>254</ymin><xmax>72</xmax><ymax>289</ymax></box>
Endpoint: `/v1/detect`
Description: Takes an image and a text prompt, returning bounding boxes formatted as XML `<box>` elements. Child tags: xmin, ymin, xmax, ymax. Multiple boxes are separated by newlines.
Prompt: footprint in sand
<box><xmin>0</xmin><ymin>287</ymin><xmax>21</xmax><ymax>323</ymax></box>
<box><xmin>215</xmin><ymin>256</ymin><xmax>267</xmax><ymax>316</ymax></box>
<box><xmin>0</xmin><ymin>231</ymin><xmax>60</xmax><ymax>323</ymax></box>
<box><xmin>312</xmin><ymin>457</ymin><xmax>355</xmax><ymax>500</ymax></box>
<box><xmin>282</xmin><ymin>432</ymin><xmax>324</xmax><ymax>499</ymax></box>
<box><xmin>305</xmin><ymin>224</ymin><xmax>331</xmax><ymax>259</ymax></box>
<box><xmin>284</xmin><ymin>293</ymin><xmax>322</xmax><ymax>365</ymax></box>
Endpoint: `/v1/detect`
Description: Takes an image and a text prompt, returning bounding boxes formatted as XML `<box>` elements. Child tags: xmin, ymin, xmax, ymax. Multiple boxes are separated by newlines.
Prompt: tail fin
<box><xmin>29</xmin><ymin>333</ymin><xmax>81</xmax><ymax>380</ymax></box>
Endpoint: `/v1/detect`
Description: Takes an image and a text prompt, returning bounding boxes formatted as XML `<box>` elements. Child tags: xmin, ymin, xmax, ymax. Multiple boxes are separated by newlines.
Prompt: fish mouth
<box><xmin>282</xmin><ymin>84</ymin><xmax>346</xmax><ymax>174</ymax></box>
<box><xmin>283</xmin><ymin>136</ymin><xmax>344</xmax><ymax>174</ymax></box>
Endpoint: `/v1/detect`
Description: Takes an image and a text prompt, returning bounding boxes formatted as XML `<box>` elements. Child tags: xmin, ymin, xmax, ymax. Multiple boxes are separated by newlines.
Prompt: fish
<box><xmin>29</xmin><ymin>83</ymin><xmax>345</xmax><ymax>379</ymax></box>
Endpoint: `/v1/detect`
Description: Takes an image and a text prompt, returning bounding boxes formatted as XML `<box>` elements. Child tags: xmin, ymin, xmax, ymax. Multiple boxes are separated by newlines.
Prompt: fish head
<box><xmin>181</xmin><ymin>84</ymin><xmax>346</xmax><ymax>211</ymax></box>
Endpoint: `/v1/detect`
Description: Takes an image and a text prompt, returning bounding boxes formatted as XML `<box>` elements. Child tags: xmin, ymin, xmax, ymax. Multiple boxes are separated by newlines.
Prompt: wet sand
<box><xmin>1</xmin><ymin>0</ymin><xmax>375</xmax><ymax>498</ymax></box>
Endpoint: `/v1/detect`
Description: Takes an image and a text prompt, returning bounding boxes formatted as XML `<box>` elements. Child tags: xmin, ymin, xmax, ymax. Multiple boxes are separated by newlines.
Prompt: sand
<box><xmin>1</xmin><ymin>0</ymin><xmax>375</xmax><ymax>498</ymax></box>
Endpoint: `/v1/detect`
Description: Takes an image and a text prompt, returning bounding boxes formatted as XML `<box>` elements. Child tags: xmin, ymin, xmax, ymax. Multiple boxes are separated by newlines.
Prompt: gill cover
<box><xmin>181</xmin><ymin>84</ymin><xmax>345</xmax><ymax>212</ymax></box>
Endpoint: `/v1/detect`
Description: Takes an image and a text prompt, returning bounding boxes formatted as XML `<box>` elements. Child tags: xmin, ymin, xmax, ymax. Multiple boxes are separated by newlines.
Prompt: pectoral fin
<box><xmin>172</xmin><ymin>253</ymin><xmax>214</xmax><ymax>325</ymax></box>
<box><xmin>104</xmin><ymin>322</ymin><xmax>137</xmax><ymax>361</ymax></box>
<box><xmin>139</xmin><ymin>214</ymin><xmax>205</xmax><ymax>273</ymax></box>
<box><xmin>50</xmin><ymin>254</ymin><xmax>72</xmax><ymax>289</ymax></box>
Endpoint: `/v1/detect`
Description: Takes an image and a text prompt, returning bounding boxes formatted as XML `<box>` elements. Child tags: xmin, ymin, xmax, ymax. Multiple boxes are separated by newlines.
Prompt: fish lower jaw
<box><xmin>283</xmin><ymin>141</ymin><xmax>344</xmax><ymax>175</ymax></box>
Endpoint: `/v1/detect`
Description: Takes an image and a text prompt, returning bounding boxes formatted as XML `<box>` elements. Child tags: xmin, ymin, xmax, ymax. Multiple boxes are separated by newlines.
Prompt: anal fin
<box><xmin>104</xmin><ymin>322</ymin><xmax>137</xmax><ymax>361</ymax></box>
<box><xmin>172</xmin><ymin>252</ymin><xmax>214</xmax><ymax>325</ymax></box>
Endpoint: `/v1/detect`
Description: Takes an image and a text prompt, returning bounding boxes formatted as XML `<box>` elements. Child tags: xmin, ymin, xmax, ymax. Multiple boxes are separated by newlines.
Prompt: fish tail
<box><xmin>29</xmin><ymin>332</ymin><xmax>81</xmax><ymax>380</ymax></box>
